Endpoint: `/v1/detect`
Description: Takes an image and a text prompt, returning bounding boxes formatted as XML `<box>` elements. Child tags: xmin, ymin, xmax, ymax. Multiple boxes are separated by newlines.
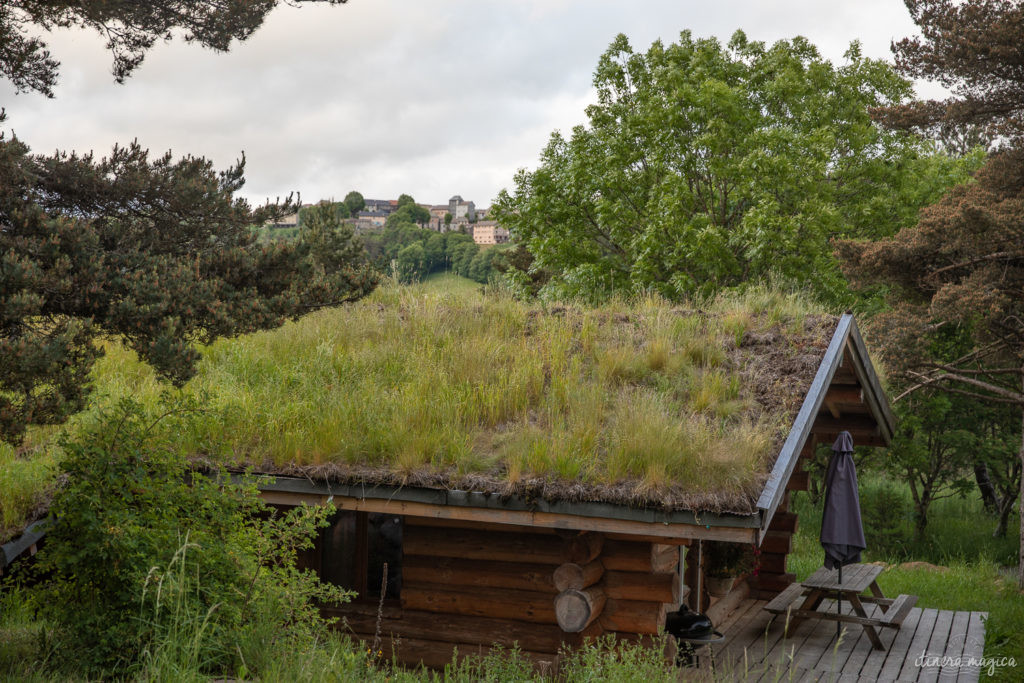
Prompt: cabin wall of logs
<box><xmin>321</xmin><ymin>516</ymin><xmax>688</xmax><ymax>669</ymax></box>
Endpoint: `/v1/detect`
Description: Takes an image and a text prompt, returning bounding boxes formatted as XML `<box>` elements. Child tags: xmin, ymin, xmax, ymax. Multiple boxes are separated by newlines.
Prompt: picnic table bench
<box><xmin>764</xmin><ymin>564</ymin><xmax>917</xmax><ymax>650</ymax></box>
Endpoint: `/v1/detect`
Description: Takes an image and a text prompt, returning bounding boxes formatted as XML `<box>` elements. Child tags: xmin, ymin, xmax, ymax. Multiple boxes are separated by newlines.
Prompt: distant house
<box><xmin>363</xmin><ymin>199</ymin><xmax>397</xmax><ymax>215</ymax></box>
<box><xmin>448</xmin><ymin>194</ymin><xmax>476</xmax><ymax>221</ymax></box>
<box><xmin>472</xmin><ymin>221</ymin><xmax>509</xmax><ymax>245</ymax></box>
<box><xmin>356</xmin><ymin>210</ymin><xmax>388</xmax><ymax>228</ymax></box>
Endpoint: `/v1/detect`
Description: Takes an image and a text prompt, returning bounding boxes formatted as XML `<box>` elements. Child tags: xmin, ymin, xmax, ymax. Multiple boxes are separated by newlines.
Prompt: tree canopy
<box><xmin>494</xmin><ymin>30</ymin><xmax>977</xmax><ymax>304</ymax></box>
<box><xmin>0</xmin><ymin>128</ymin><xmax>377</xmax><ymax>444</ymax></box>
<box><xmin>1</xmin><ymin>0</ymin><xmax>347</xmax><ymax>97</ymax></box>
<box><xmin>343</xmin><ymin>190</ymin><xmax>365</xmax><ymax>216</ymax></box>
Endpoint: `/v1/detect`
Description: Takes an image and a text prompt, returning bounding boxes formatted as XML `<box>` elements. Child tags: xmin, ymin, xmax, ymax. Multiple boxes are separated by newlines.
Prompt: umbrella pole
<box><xmin>836</xmin><ymin>564</ymin><xmax>842</xmax><ymax>642</ymax></box>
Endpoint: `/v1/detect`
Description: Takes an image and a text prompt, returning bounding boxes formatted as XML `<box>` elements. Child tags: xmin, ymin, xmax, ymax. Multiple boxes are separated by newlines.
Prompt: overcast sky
<box><xmin>1</xmin><ymin>0</ymin><xmax>934</xmax><ymax>210</ymax></box>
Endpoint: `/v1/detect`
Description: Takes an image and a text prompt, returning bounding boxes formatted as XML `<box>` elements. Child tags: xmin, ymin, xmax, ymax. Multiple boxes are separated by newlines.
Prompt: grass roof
<box><xmin>1</xmin><ymin>281</ymin><xmax>839</xmax><ymax>544</ymax></box>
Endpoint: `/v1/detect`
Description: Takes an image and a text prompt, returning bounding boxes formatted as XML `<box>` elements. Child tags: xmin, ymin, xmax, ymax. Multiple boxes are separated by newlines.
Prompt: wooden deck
<box><xmin>683</xmin><ymin>599</ymin><xmax>987</xmax><ymax>682</ymax></box>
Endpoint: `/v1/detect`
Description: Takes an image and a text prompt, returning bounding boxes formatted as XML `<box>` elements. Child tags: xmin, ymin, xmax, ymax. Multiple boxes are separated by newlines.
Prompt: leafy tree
<box><xmin>343</xmin><ymin>190</ymin><xmax>365</xmax><ymax>216</ymax></box>
<box><xmin>0</xmin><ymin>131</ymin><xmax>378</xmax><ymax>444</ymax></box>
<box><xmin>887</xmin><ymin>393</ymin><xmax>979</xmax><ymax>538</ymax></box>
<box><xmin>494</xmin><ymin>30</ymin><xmax>977</xmax><ymax>304</ymax></box>
<box><xmin>0</xmin><ymin>0</ymin><xmax>348</xmax><ymax>97</ymax></box>
<box><xmin>395</xmin><ymin>241</ymin><xmax>426</xmax><ymax>283</ymax></box>
<box><xmin>444</xmin><ymin>212</ymin><xmax>453</xmax><ymax>227</ymax></box>
<box><xmin>385</xmin><ymin>202</ymin><xmax>430</xmax><ymax>228</ymax></box>
<box><xmin>396</xmin><ymin>193</ymin><xmax>415</xmax><ymax>209</ymax></box>
<box><xmin>841</xmin><ymin>0</ymin><xmax>1024</xmax><ymax>586</ymax></box>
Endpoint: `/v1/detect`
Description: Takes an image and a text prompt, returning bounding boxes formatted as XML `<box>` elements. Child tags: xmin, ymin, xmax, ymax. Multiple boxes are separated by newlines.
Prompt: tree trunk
<box><xmin>974</xmin><ymin>462</ymin><xmax>999</xmax><ymax>512</ymax></box>
<box><xmin>995</xmin><ymin>495</ymin><xmax>1014</xmax><ymax>538</ymax></box>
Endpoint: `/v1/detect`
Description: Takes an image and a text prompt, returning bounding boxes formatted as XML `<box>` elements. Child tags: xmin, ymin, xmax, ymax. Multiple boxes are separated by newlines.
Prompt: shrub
<box><xmin>29</xmin><ymin>395</ymin><xmax>349</xmax><ymax>677</ymax></box>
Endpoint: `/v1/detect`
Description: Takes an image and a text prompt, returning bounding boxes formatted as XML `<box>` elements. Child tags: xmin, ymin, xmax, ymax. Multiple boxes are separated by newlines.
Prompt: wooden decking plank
<box><xmin>916</xmin><ymin>608</ymin><xmax>954</xmax><ymax>682</ymax></box>
<box><xmin>954</xmin><ymin>611</ymin><xmax>986</xmax><ymax>683</ymax></box>
<box><xmin>784</xmin><ymin>598</ymin><xmax>856</xmax><ymax>675</ymax></box>
<box><xmin>817</xmin><ymin>599</ymin><xmax>885</xmax><ymax>677</ymax></box>
<box><xmin>720</xmin><ymin>597</ymin><xmax>762</xmax><ymax>635</ymax></box>
<box><xmin>892</xmin><ymin>607</ymin><xmax>938</xmax><ymax>681</ymax></box>
<box><xmin>938</xmin><ymin>611</ymin><xmax>970</xmax><ymax>682</ymax></box>
<box><xmin>730</xmin><ymin>607</ymin><xmax>790</xmax><ymax>680</ymax></box>
<box><xmin>802</xmin><ymin>598</ymin><xmax>867</xmax><ymax>676</ymax></box>
<box><xmin>760</xmin><ymin>595</ymin><xmax>843</xmax><ymax>679</ymax></box>
<box><xmin>864</xmin><ymin>606</ymin><xmax>929</xmax><ymax>679</ymax></box>
<box><xmin>713</xmin><ymin>600</ymin><xmax>776</xmax><ymax>678</ymax></box>
<box><xmin>841</xmin><ymin>602</ymin><xmax>889</xmax><ymax>678</ymax></box>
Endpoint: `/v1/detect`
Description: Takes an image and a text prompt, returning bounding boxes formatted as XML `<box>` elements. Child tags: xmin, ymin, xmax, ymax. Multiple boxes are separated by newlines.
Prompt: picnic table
<box><xmin>764</xmin><ymin>564</ymin><xmax>917</xmax><ymax>650</ymax></box>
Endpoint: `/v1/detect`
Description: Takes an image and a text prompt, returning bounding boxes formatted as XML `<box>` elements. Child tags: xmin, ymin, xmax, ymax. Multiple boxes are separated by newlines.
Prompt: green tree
<box><xmin>343</xmin><ymin>190</ymin><xmax>365</xmax><ymax>216</ymax></box>
<box><xmin>396</xmin><ymin>193</ymin><xmax>415</xmax><ymax>208</ymax></box>
<box><xmin>0</xmin><ymin>0</ymin><xmax>347</xmax><ymax>97</ymax></box>
<box><xmin>385</xmin><ymin>203</ymin><xmax>431</xmax><ymax>228</ymax></box>
<box><xmin>0</xmin><ymin>133</ymin><xmax>378</xmax><ymax>444</ymax></box>
<box><xmin>494</xmin><ymin>30</ymin><xmax>977</xmax><ymax>304</ymax></box>
<box><xmin>395</xmin><ymin>241</ymin><xmax>426</xmax><ymax>283</ymax></box>
<box><xmin>840</xmin><ymin>0</ymin><xmax>1024</xmax><ymax>586</ymax></box>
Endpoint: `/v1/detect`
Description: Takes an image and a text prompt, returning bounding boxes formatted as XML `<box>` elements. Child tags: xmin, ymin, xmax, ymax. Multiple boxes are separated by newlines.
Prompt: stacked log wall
<box><xmin>328</xmin><ymin>517</ymin><xmax>685</xmax><ymax>669</ymax></box>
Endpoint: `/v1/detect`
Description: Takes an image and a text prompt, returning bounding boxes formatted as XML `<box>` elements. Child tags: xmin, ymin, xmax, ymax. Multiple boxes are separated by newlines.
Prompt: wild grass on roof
<box><xmin>1</xmin><ymin>282</ymin><xmax>836</xmax><ymax>539</ymax></box>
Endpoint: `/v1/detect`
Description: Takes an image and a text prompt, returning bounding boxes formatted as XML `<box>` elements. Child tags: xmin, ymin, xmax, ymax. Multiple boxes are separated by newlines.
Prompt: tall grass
<box><xmin>1</xmin><ymin>282</ymin><xmax>831</xmax><ymax>541</ymax></box>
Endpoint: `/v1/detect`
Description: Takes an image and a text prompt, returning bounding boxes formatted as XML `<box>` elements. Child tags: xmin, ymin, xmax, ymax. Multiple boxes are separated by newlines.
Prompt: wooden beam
<box><xmin>812</xmin><ymin>414</ymin><xmax>880</xmax><ymax>435</ymax></box>
<box><xmin>404</xmin><ymin>556</ymin><xmax>558</xmax><ymax>594</ymax></box>
<box><xmin>760</xmin><ymin>531</ymin><xmax>793</xmax><ymax>555</ymax></box>
<box><xmin>601</xmin><ymin>540</ymin><xmax>678</xmax><ymax>573</ymax></box>
<box><xmin>600</xmin><ymin>599</ymin><xmax>668</xmax><ymax>634</ymax></box>
<box><xmin>603</xmin><ymin>571</ymin><xmax>679</xmax><ymax>603</ymax></box>
<box><xmin>324</xmin><ymin>603</ymin><xmax>567</xmax><ymax>653</ymax></box>
<box><xmin>767</xmin><ymin>511</ymin><xmax>798</xmax><ymax>533</ymax></box>
<box><xmin>758</xmin><ymin>552</ymin><xmax>788</xmax><ymax>575</ymax></box>
<box><xmin>825</xmin><ymin>386</ymin><xmax>864</xmax><ymax>404</ymax></box>
<box><xmin>257</xmin><ymin>491</ymin><xmax>758</xmax><ymax>543</ymax></box>
<box><xmin>824</xmin><ymin>400</ymin><xmax>841</xmax><ymax>419</ymax></box>
<box><xmin>404</xmin><ymin>526</ymin><xmax>568</xmax><ymax>565</ymax></box>
<box><xmin>400</xmin><ymin>584</ymin><xmax>558</xmax><ymax>624</ymax></box>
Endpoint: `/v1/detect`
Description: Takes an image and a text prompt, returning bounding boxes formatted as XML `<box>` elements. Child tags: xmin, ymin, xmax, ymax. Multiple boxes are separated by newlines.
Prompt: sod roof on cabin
<box><xmin>179</xmin><ymin>286</ymin><xmax>839</xmax><ymax>515</ymax></box>
<box><xmin>0</xmin><ymin>284</ymin><xmax>841</xmax><ymax>544</ymax></box>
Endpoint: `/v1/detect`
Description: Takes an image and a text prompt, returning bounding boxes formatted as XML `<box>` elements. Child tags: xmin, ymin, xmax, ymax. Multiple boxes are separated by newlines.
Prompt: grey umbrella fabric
<box><xmin>820</xmin><ymin>431</ymin><xmax>866</xmax><ymax>570</ymax></box>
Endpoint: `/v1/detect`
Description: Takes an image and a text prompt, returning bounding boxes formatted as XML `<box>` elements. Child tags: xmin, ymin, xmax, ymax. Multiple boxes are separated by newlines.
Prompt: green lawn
<box><xmin>419</xmin><ymin>271</ymin><xmax>484</xmax><ymax>296</ymax></box>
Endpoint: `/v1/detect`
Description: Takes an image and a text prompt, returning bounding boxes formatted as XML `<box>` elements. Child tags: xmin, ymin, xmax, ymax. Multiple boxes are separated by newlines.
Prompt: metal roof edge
<box><xmin>242</xmin><ymin>474</ymin><xmax>763</xmax><ymax>529</ymax></box>
<box><xmin>755</xmin><ymin>313</ymin><xmax>853</xmax><ymax>533</ymax></box>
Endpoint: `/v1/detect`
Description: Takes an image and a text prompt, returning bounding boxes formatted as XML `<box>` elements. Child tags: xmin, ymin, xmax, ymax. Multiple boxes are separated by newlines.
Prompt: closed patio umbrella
<box><xmin>820</xmin><ymin>430</ymin><xmax>866</xmax><ymax>640</ymax></box>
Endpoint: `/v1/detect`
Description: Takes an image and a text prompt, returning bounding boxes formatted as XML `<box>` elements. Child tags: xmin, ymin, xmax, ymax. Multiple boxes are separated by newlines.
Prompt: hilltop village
<box><xmin>269</xmin><ymin>194</ymin><xmax>510</xmax><ymax>246</ymax></box>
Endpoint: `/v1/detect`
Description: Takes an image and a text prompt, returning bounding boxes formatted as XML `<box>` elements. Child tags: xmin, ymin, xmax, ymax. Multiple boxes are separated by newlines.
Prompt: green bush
<box><xmin>28</xmin><ymin>396</ymin><xmax>349</xmax><ymax>678</ymax></box>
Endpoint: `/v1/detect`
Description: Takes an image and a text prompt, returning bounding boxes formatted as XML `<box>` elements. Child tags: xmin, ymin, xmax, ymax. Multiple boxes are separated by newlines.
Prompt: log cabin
<box><xmin>247</xmin><ymin>304</ymin><xmax>895</xmax><ymax>669</ymax></box>
<box><xmin>1</xmin><ymin>294</ymin><xmax>895</xmax><ymax>669</ymax></box>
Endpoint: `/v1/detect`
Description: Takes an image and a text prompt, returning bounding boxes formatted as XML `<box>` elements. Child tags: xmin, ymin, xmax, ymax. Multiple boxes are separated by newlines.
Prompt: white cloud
<box><xmin>1</xmin><ymin>0</ymin><xmax>931</xmax><ymax>209</ymax></box>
